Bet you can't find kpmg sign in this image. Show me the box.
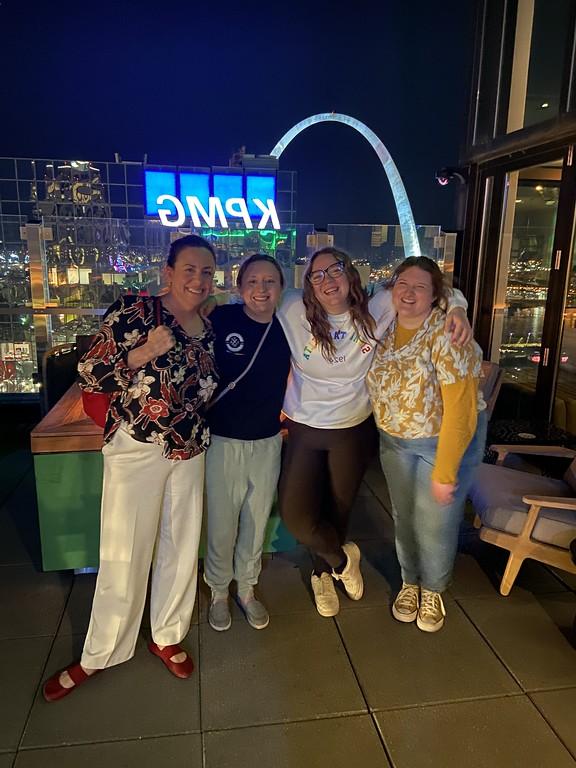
[144,170,280,230]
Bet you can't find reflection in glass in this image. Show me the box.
[491,162,561,396]
[555,233,576,403]
[0,154,459,395]
[0,313,39,394]
[523,0,573,128]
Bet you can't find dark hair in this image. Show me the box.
[389,256,449,310]
[167,235,216,267]
[236,253,285,288]
[302,247,377,360]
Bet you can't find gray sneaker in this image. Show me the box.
[208,592,232,632]
[237,589,270,630]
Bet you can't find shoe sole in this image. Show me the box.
[235,598,270,630]
[246,616,270,630]
[392,606,418,623]
[208,619,232,632]
[209,616,232,632]
[416,616,445,632]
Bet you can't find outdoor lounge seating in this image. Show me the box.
[469,443,576,595]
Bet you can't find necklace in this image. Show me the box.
[328,311,350,328]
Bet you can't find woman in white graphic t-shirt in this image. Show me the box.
[277,247,470,618]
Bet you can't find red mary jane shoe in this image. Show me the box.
[148,641,194,679]
[43,662,98,702]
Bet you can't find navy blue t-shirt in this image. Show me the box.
[208,304,291,440]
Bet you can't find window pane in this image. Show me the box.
[523,0,573,127]
[491,162,561,397]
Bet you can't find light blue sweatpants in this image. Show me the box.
[204,433,282,593]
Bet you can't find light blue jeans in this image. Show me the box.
[204,433,282,594]
[378,411,487,592]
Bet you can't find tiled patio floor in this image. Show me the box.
[1,447,575,767]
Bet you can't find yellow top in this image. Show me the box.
[366,307,485,484]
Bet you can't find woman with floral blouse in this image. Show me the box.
[367,257,487,633]
[43,234,218,701]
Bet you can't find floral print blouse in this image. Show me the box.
[367,306,485,439]
[78,295,218,459]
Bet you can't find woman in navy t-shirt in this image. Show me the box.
[204,254,290,632]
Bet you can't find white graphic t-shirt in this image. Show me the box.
[277,289,395,429]
[277,288,468,430]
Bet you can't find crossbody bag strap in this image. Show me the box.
[208,320,273,409]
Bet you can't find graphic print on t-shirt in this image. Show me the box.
[225,332,245,353]
[209,304,291,440]
[302,328,371,365]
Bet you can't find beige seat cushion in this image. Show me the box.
[470,463,576,549]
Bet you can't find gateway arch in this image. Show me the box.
[270,113,421,258]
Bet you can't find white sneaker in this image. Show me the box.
[311,573,340,617]
[417,589,446,633]
[392,583,420,623]
[332,542,364,600]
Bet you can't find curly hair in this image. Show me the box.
[302,247,377,360]
[388,256,449,311]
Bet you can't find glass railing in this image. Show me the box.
[0,216,455,396]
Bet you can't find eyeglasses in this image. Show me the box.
[307,261,345,285]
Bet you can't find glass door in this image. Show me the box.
[489,159,563,408]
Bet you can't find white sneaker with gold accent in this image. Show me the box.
[417,589,446,632]
[392,583,419,623]
[311,572,340,617]
[332,541,364,601]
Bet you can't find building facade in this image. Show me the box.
[459,0,576,423]
[0,155,455,398]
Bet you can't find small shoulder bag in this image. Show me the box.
[81,297,163,428]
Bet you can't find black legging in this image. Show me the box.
[278,415,378,573]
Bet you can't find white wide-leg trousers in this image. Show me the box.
[81,427,204,670]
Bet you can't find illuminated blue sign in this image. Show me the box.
[247,176,276,217]
[145,171,176,216]
[144,170,278,228]
[213,174,243,205]
[180,172,210,209]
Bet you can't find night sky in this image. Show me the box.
[0,0,476,228]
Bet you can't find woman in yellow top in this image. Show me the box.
[367,257,486,633]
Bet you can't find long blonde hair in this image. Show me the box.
[302,247,377,360]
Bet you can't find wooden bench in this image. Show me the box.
[31,383,104,454]
[31,384,294,571]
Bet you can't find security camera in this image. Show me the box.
[436,168,452,186]
[435,167,469,186]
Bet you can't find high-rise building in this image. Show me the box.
[457,0,576,421]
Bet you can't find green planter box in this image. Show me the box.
[34,451,296,571]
